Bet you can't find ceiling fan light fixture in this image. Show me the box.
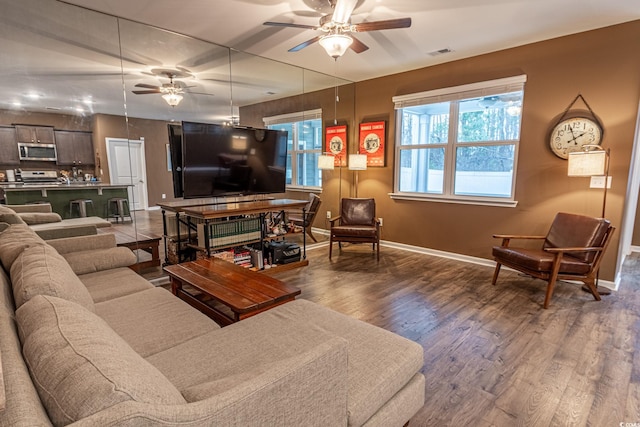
[319,33,353,58]
[162,92,183,107]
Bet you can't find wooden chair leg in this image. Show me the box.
[329,237,333,259]
[543,254,564,309]
[582,278,602,301]
[306,226,318,243]
[492,262,502,285]
[376,240,380,261]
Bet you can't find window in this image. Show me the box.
[264,109,323,190]
[392,75,526,206]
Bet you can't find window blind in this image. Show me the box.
[392,75,527,109]
[263,108,323,126]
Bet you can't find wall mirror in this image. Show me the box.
[0,0,353,268]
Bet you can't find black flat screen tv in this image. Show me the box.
[180,121,288,199]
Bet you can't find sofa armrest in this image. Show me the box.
[61,248,137,275]
[71,337,349,427]
[47,233,117,254]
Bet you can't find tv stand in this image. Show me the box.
[158,198,309,271]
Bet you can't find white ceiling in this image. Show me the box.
[2,0,638,124]
[63,0,640,83]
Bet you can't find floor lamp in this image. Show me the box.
[567,144,611,295]
[348,154,367,198]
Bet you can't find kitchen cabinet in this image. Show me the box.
[0,127,19,165]
[55,130,95,165]
[15,125,55,144]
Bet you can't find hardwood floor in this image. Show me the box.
[123,209,640,426]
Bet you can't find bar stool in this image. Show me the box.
[69,199,95,218]
[107,197,132,223]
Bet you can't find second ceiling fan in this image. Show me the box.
[264,0,411,58]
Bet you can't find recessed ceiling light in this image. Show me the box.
[24,92,42,99]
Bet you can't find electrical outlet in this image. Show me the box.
[590,176,612,189]
[379,217,383,227]
[326,211,331,219]
[161,193,166,199]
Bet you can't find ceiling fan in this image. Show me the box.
[264,0,411,58]
[132,71,188,107]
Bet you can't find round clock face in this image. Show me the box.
[550,117,602,159]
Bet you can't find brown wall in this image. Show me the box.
[92,114,175,207]
[244,20,640,281]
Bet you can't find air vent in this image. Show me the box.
[428,48,453,57]
[45,106,61,111]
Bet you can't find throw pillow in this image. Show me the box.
[11,244,95,312]
[16,295,186,427]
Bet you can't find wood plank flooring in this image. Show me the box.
[121,209,640,426]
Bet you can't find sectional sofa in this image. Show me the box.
[0,208,425,426]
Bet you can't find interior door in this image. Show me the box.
[106,137,148,211]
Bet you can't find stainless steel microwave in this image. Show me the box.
[18,142,57,161]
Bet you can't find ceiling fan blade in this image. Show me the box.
[134,83,160,89]
[289,35,322,52]
[332,0,358,23]
[349,35,369,54]
[263,21,318,30]
[132,90,161,95]
[353,17,412,32]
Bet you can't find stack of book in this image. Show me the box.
[197,217,261,249]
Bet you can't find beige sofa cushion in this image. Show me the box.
[61,247,136,275]
[0,212,25,225]
[95,288,220,358]
[0,223,46,270]
[16,295,186,427]
[79,267,154,303]
[10,245,95,312]
[18,212,62,225]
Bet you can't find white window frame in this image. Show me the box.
[391,75,527,207]
[264,109,323,191]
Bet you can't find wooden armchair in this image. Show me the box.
[287,193,322,242]
[329,198,380,260]
[492,212,615,309]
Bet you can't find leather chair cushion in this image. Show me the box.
[332,225,378,238]
[341,199,375,226]
[492,246,591,275]
[543,212,610,263]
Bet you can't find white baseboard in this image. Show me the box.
[379,239,616,291]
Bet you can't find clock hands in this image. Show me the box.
[567,124,580,146]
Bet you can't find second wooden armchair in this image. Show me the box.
[329,198,380,261]
[492,212,614,309]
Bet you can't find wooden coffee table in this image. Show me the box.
[163,258,301,326]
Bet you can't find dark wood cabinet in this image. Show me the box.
[55,131,94,165]
[0,127,19,165]
[15,125,55,144]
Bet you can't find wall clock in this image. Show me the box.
[549,116,603,159]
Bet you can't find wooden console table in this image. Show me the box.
[158,198,309,268]
[164,258,301,326]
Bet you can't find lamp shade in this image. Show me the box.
[567,150,606,176]
[319,33,353,58]
[348,154,367,171]
[318,154,335,170]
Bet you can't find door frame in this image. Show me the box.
[105,137,148,211]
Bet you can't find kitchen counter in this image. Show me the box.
[2,183,130,219]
